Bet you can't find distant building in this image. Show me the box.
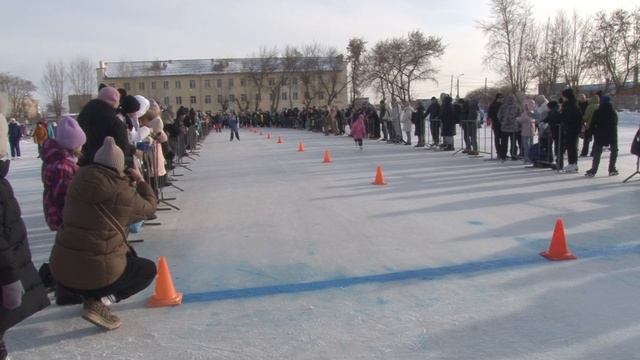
[97,57,348,113]
[68,94,93,114]
[539,81,637,97]
[540,81,640,109]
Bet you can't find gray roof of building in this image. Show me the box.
[103,57,344,79]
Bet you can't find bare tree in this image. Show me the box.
[346,38,367,105]
[0,73,37,119]
[479,0,538,94]
[248,47,278,112]
[588,8,640,94]
[316,48,349,106]
[364,30,444,102]
[298,44,321,109]
[266,46,300,112]
[235,96,251,113]
[365,40,399,101]
[561,11,591,89]
[42,61,66,119]
[68,57,96,95]
[533,16,564,96]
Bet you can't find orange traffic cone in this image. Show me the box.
[298,141,305,152]
[267,133,271,140]
[147,256,183,307]
[540,218,577,261]
[322,150,332,163]
[277,136,283,144]
[372,165,387,185]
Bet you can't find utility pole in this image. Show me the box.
[484,77,488,96]
[456,73,464,99]
[450,75,453,96]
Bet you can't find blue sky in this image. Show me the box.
[1,0,638,103]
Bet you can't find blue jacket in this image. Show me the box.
[228,116,239,130]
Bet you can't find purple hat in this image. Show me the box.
[98,87,120,108]
[56,116,86,150]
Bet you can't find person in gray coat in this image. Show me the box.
[497,94,521,161]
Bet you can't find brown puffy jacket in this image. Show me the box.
[33,125,48,145]
[50,164,156,290]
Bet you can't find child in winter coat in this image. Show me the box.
[42,116,87,231]
[42,116,87,306]
[0,115,50,359]
[351,114,366,150]
[517,99,537,163]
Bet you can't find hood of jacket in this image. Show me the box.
[66,164,128,205]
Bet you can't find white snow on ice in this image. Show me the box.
[4,117,640,359]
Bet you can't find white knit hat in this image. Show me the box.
[94,136,124,174]
[134,95,150,119]
[149,117,163,134]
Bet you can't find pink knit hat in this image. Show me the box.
[56,116,86,150]
[98,87,120,108]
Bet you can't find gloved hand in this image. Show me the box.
[2,280,24,309]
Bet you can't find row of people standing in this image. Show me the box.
[373,96,482,153]
[486,88,618,176]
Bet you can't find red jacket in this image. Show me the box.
[42,140,79,231]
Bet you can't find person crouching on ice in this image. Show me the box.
[50,136,157,330]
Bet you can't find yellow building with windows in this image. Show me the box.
[97,57,348,113]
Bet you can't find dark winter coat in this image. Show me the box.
[590,103,618,147]
[467,100,480,121]
[545,109,562,140]
[0,160,50,332]
[77,99,131,167]
[414,104,426,136]
[440,97,456,137]
[8,122,22,141]
[560,101,583,137]
[487,100,503,131]
[426,102,441,120]
[50,165,157,290]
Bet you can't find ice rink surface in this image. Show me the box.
[5,116,640,359]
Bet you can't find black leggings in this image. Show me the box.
[64,256,156,302]
[230,129,240,141]
[355,139,363,146]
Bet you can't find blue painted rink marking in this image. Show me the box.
[183,243,640,304]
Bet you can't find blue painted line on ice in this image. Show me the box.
[182,243,640,304]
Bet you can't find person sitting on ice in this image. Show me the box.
[49,136,157,330]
